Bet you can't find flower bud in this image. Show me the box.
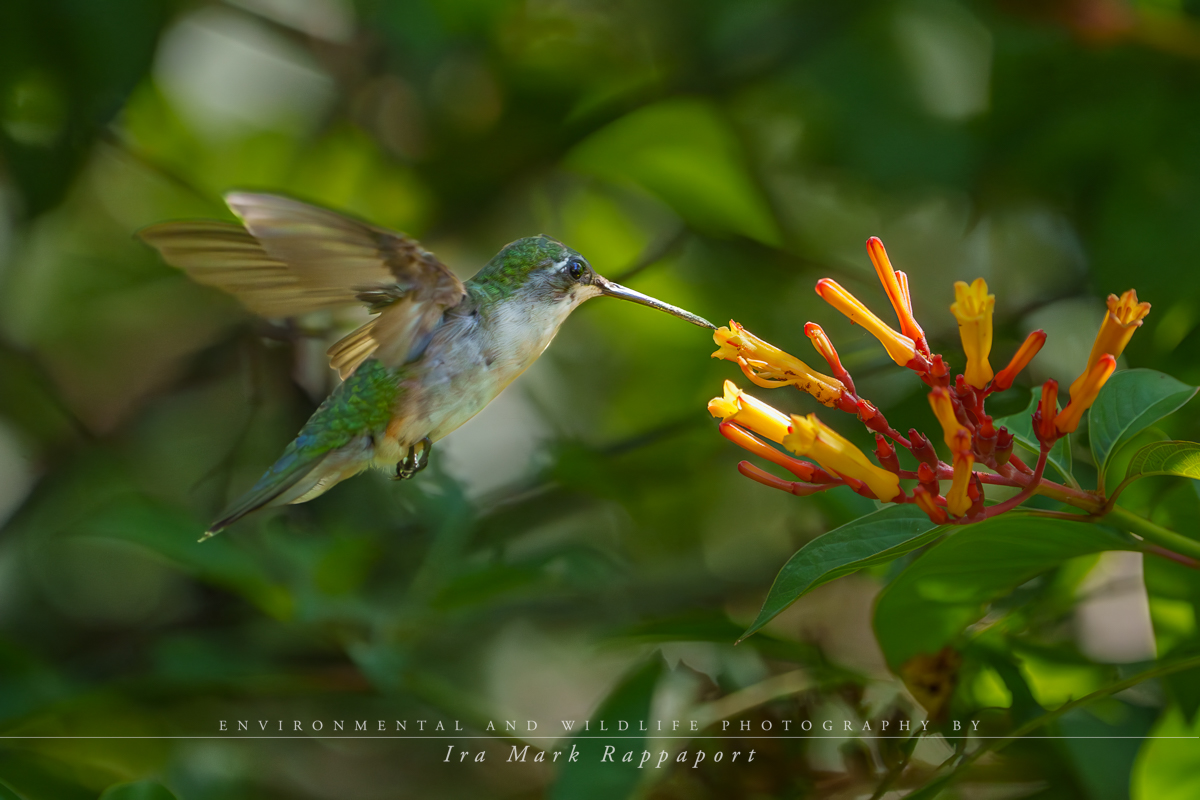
[1035,379,1059,443]
[815,279,920,368]
[866,236,926,346]
[993,330,1046,392]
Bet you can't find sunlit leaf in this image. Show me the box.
[566,98,782,245]
[740,505,944,641]
[874,514,1136,670]
[1131,705,1200,800]
[1123,440,1200,485]
[1090,370,1197,481]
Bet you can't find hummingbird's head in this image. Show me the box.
[474,235,714,329]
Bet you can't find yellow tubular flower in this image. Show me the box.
[707,380,792,443]
[866,237,925,344]
[946,430,974,517]
[784,414,901,501]
[815,279,918,366]
[1070,290,1151,397]
[1056,354,1117,434]
[711,322,846,407]
[950,278,995,390]
[927,387,963,450]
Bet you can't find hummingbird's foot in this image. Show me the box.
[413,437,432,475]
[393,438,433,480]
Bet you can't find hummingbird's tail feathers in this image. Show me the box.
[205,451,335,537]
[206,361,400,536]
[137,221,355,317]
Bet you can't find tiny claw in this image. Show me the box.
[413,437,433,474]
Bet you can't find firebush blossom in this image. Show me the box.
[950,278,995,390]
[708,237,1150,524]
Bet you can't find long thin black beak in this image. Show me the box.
[597,278,715,329]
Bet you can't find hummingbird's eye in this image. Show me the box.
[568,260,585,280]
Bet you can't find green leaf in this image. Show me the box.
[994,390,1072,483]
[81,499,294,620]
[1131,705,1200,800]
[566,98,782,245]
[550,658,662,800]
[874,514,1137,671]
[98,783,178,800]
[740,505,944,642]
[1124,440,1200,484]
[1089,369,1197,481]
[0,780,23,800]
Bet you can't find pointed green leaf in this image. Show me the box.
[994,390,1072,483]
[874,514,1137,671]
[1089,369,1197,480]
[740,505,944,642]
[1124,441,1200,484]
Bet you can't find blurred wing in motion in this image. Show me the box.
[139,193,467,377]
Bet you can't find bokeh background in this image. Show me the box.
[2,0,1200,798]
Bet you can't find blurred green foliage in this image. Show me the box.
[2,0,1200,798]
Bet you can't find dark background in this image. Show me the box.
[1,0,1199,797]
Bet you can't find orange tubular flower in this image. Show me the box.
[718,421,821,482]
[1056,355,1117,434]
[950,278,995,390]
[866,237,926,345]
[804,322,855,394]
[992,330,1047,392]
[1070,290,1150,397]
[945,430,974,517]
[738,462,831,496]
[1037,379,1059,442]
[783,414,901,501]
[927,386,964,450]
[712,322,846,407]
[815,279,919,368]
[708,380,792,443]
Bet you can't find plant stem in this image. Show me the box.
[869,729,924,800]
[1107,505,1200,561]
[983,444,1048,518]
[904,652,1200,799]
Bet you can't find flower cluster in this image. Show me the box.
[708,236,1150,524]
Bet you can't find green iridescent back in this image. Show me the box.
[252,359,400,488]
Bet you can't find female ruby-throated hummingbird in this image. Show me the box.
[141,193,714,537]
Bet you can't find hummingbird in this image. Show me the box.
[140,192,714,538]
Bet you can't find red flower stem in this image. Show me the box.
[983,443,1049,518]
[1143,544,1200,570]
[1009,453,1035,475]
[880,426,913,449]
